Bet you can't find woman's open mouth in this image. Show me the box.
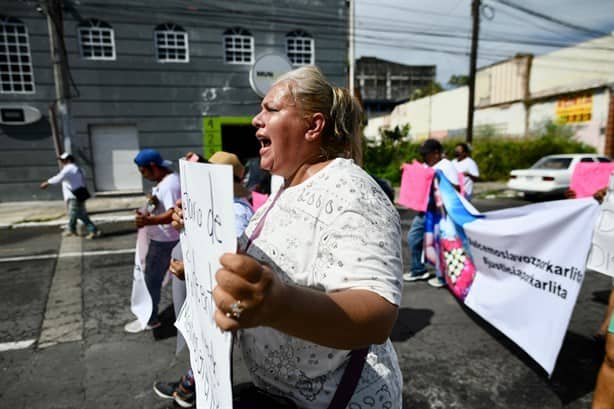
[259,137,271,148]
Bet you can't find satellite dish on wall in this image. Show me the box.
[249,53,294,97]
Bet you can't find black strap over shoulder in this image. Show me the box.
[327,347,369,409]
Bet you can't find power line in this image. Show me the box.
[489,0,610,37]
[66,1,614,54]
[10,1,610,76]
[71,2,614,54]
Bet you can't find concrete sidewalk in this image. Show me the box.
[0,194,145,231]
[0,181,514,231]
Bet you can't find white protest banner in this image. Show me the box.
[587,174,614,278]
[462,198,599,375]
[175,159,236,409]
[130,227,152,328]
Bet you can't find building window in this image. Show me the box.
[223,27,253,64]
[286,30,314,66]
[0,16,35,93]
[78,19,115,60]
[154,23,189,63]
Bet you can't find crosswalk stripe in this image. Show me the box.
[0,339,36,352]
[38,236,84,349]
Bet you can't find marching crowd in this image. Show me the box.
[40,65,614,409]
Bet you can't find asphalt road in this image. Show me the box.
[0,197,611,408]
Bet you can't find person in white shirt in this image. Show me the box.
[40,152,100,239]
[124,149,181,333]
[173,66,403,408]
[452,142,480,200]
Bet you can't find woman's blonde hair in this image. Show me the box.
[274,65,364,165]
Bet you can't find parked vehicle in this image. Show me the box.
[507,154,611,199]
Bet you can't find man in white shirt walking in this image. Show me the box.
[40,152,100,239]
[124,148,181,333]
[452,143,480,201]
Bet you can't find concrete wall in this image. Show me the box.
[476,55,530,107]
[530,89,611,153]
[530,35,614,95]
[475,102,526,136]
[366,85,611,152]
[0,0,348,201]
[384,86,468,140]
[363,115,390,144]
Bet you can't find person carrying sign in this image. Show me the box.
[403,138,460,288]
[124,149,180,334]
[173,66,403,408]
[40,152,100,239]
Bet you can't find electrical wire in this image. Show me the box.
[489,0,610,37]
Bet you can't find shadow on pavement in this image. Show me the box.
[550,331,604,404]
[391,307,434,342]
[592,289,611,305]
[461,304,603,405]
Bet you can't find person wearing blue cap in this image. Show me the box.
[124,149,181,333]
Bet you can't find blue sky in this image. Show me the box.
[355,0,614,86]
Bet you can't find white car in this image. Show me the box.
[507,154,611,198]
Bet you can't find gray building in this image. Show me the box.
[0,0,349,201]
[356,56,435,118]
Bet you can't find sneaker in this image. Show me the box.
[153,381,179,400]
[174,383,195,408]
[123,319,160,333]
[85,230,102,240]
[62,230,77,237]
[427,277,446,288]
[403,272,431,282]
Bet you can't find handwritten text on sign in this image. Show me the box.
[587,174,614,278]
[175,160,236,409]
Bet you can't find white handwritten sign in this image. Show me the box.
[175,160,236,409]
[130,227,152,329]
[587,174,614,278]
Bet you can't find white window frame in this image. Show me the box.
[223,27,254,65]
[154,23,189,63]
[286,30,314,66]
[0,16,35,94]
[78,19,116,61]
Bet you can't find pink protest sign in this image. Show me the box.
[570,162,614,198]
[251,191,269,211]
[398,161,435,211]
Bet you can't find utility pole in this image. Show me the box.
[348,0,355,96]
[44,0,74,155]
[466,0,481,143]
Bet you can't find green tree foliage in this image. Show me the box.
[363,124,417,183]
[448,74,469,88]
[363,120,596,185]
[410,81,443,100]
